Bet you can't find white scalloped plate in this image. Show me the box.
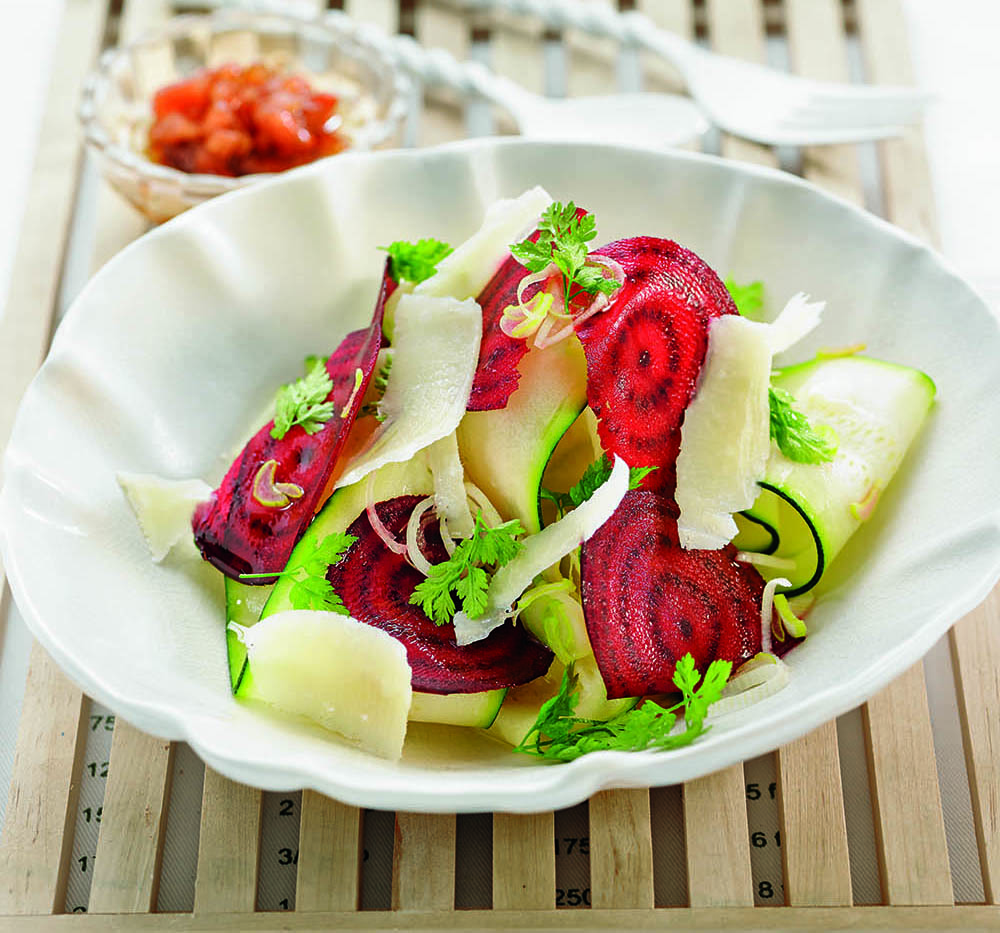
[3,140,1000,813]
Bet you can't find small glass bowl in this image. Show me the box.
[79,10,411,223]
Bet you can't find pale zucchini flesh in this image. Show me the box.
[458,337,588,533]
[737,355,935,595]
[226,578,273,698]
[409,689,507,729]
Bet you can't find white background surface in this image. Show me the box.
[0,0,997,910]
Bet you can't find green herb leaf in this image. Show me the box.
[380,238,453,284]
[303,354,328,375]
[541,455,659,516]
[509,202,620,315]
[769,387,838,464]
[271,362,336,440]
[514,653,732,762]
[724,277,765,320]
[240,533,356,614]
[409,512,524,625]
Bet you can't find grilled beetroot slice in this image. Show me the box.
[467,208,588,411]
[466,251,535,410]
[575,237,738,494]
[581,490,764,699]
[328,495,553,694]
[192,265,395,580]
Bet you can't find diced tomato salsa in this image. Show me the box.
[148,63,348,177]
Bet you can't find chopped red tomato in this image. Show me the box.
[148,63,347,177]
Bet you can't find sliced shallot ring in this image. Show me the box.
[532,314,557,349]
[464,480,503,528]
[366,472,409,556]
[534,321,574,349]
[759,577,792,655]
[516,263,558,309]
[736,551,797,572]
[534,287,614,350]
[405,495,438,576]
[586,253,626,288]
[439,515,458,556]
[708,654,790,717]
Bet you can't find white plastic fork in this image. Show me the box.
[455,0,929,146]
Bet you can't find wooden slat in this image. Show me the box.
[589,789,654,909]
[7,904,998,931]
[0,0,107,917]
[342,0,397,35]
[391,813,456,910]
[854,0,937,244]
[0,0,106,508]
[565,0,619,98]
[667,4,769,912]
[856,3,986,903]
[682,765,753,907]
[413,2,469,145]
[863,664,953,904]
[849,0,956,906]
[950,594,1000,904]
[485,7,558,910]
[490,4,546,133]
[296,791,363,912]
[87,722,173,913]
[776,721,853,906]
[783,0,944,908]
[784,0,864,207]
[0,645,88,915]
[705,0,773,167]
[636,0,693,95]
[563,14,656,910]
[491,812,554,909]
[192,768,262,914]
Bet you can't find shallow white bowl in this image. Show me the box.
[3,140,999,813]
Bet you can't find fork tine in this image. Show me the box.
[789,98,926,128]
[807,85,931,105]
[771,123,906,144]
[805,95,929,120]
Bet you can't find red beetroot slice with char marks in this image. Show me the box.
[328,495,553,694]
[581,490,764,699]
[575,237,738,495]
[467,207,588,411]
[192,264,395,581]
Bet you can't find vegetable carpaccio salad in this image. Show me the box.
[119,188,936,762]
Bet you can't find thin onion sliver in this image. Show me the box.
[759,577,792,655]
[365,472,408,557]
[405,495,437,576]
[708,654,791,717]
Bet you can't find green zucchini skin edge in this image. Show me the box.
[745,482,826,598]
[735,510,780,557]
[739,354,935,598]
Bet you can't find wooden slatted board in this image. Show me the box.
[1,0,998,930]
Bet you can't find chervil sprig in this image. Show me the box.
[724,277,765,320]
[380,238,453,284]
[240,533,356,614]
[769,387,838,464]
[271,361,335,440]
[541,455,657,516]
[514,654,732,762]
[410,512,524,625]
[509,202,620,315]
